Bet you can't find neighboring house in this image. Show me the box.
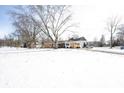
[35,42,42,48]
[58,41,71,48]
[36,36,87,48]
[58,41,67,48]
[42,41,53,48]
[58,37,87,48]
[68,36,87,48]
[58,36,87,48]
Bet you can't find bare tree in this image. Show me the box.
[116,24,124,45]
[99,34,105,47]
[9,6,41,48]
[9,5,75,48]
[3,33,15,47]
[106,16,120,48]
[32,5,75,48]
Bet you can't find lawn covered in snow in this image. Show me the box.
[0,47,124,88]
[91,46,124,54]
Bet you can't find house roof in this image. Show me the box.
[68,36,86,41]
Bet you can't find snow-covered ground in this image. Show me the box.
[91,47,124,54]
[0,47,124,88]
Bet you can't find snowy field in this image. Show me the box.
[91,47,124,54]
[0,47,124,88]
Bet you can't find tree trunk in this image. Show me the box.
[54,38,58,49]
[54,41,58,49]
[110,31,113,49]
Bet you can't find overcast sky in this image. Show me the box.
[1,0,124,41]
[71,4,124,41]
